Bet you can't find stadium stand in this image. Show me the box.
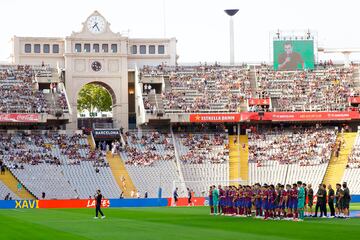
[2,63,360,200]
[0,181,18,200]
[120,130,181,197]
[343,131,360,194]
[174,133,229,196]
[0,132,121,199]
[248,127,337,191]
[142,66,251,113]
[0,64,70,115]
[0,65,48,113]
[255,66,356,112]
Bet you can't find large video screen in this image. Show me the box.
[273,40,314,71]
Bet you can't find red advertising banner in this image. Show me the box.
[240,112,259,121]
[248,98,270,106]
[0,113,40,123]
[189,113,241,123]
[38,199,110,209]
[263,111,360,121]
[348,97,360,104]
[167,197,206,207]
[189,111,360,123]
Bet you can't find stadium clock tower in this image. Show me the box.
[10,11,177,130]
[64,11,129,131]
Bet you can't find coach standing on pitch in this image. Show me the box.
[94,189,106,219]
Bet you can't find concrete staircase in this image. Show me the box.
[148,93,164,111]
[106,152,137,198]
[164,76,172,92]
[323,132,357,187]
[0,169,35,199]
[249,67,257,97]
[228,135,249,183]
[86,135,136,197]
[352,66,360,87]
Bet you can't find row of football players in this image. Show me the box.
[209,182,351,221]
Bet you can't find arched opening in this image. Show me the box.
[77,81,116,132]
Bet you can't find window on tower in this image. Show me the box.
[149,45,155,54]
[140,45,146,54]
[75,43,81,53]
[24,44,32,53]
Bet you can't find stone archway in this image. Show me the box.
[75,81,117,130]
[67,78,127,131]
[82,81,117,107]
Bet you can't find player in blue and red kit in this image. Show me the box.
[291,183,299,220]
[279,185,288,218]
[268,185,277,219]
[262,185,270,220]
[254,183,262,217]
[291,183,298,220]
[286,184,293,219]
[218,186,225,215]
[209,186,214,215]
[245,186,253,217]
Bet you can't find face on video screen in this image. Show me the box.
[273,40,314,71]
[284,43,293,55]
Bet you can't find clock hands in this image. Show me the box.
[92,22,100,31]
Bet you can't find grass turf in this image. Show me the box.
[0,205,359,240]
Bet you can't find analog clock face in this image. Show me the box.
[91,61,102,72]
[87,15,106,34]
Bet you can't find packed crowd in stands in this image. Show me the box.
[347,144,360,169]
[248,126,336,166]
[255,65,358,112]
[121,131,175,166]
[177,133,229,164]
[141,63,360,113]
[56,92,69,112]
[161,67,251,112]
[0,133,108,168]
[0,65,49,113]
[140,62,224,77]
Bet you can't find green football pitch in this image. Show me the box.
[1,205,360,240]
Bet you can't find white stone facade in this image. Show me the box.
[10,11,177,130]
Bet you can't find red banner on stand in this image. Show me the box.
[348,97,360,104]
[189,113,241,123]
[263,111,360,121]
[189,111,360,123]
[248,98,270,105]
[0,114,40,123]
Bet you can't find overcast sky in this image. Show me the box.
[1,0,360,64]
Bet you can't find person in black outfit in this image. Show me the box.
[173,188,178,206]
[314,184,327,217]
[187,188,193,206]
[335,183,341,217]
[342,182,351,218]
[307,184,314,216]
[94,189,106,219]
[322,184,328,217]
[327,185,335,217]
[0,164,5,175]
